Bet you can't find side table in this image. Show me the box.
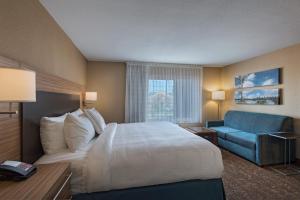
[185,127,218,146]
[268,132,300,176]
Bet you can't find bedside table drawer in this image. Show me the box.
[54,172,72,200]
[48,166,72,200]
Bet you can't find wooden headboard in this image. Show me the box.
[0,55,84,163]
[22,91,80,163]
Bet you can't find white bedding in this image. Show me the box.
[86,122,224,193]
[36,122,224,194]
[35,138,96,194]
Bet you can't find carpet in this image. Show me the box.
[222,150,300,200]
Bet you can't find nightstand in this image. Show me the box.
[186,127,218,145]
[0,162,72,200]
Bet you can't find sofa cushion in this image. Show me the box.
[224,111,293,134]
[210,126,240,139]
[226,131,256,150]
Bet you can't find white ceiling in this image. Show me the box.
[40,0,300,65]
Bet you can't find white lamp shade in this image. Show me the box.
[85,92,97,101]
[212,91,225,100]
[0,67,36,102]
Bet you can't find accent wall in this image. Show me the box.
[222,43,300,158]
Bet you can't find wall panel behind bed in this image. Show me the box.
[22,91,80,163]
[0,55,84,162]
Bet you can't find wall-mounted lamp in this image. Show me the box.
[84,92,97,106]
[212,90,225,120]
[0,67,36,115]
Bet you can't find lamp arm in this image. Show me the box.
[0,102,18,115]
[0,111,18,115]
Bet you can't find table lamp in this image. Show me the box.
[84,92,97,107]
[0,67,36,115]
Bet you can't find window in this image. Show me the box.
[146,80,174,121]
[125,62,202,123]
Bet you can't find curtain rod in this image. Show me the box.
[126,61,203,69]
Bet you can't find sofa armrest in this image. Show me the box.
[256,133,296,166]
[206,120,224,128]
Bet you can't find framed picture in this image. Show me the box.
[235,68,281,88]
[234,90,243,103]
[234,76,242,88]
[235,89,281,105]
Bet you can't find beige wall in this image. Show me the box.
[0,0,87,85]
[86,61,126,123]
[86,61,222,124]
[221,43,300,158]
[202,67,222,123]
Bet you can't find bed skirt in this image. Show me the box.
[73,179,226,200]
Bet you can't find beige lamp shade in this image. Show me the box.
[212,90,225,101]
[85,92,97,101]
[0,67,36,102]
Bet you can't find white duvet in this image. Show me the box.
[86,122,224,193]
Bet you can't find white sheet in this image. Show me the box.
[36,122,224,194]
[86,122,224,193]
[35,137,97,194]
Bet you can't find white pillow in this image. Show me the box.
[71,108,83,116]
[40,113,68,154]
[84,108,106,134]
[64,113,95,152]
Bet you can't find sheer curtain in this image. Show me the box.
[125,62,202,123]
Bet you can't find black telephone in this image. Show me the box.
[0,160,37,181]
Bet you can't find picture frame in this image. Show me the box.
[234,88,281,105]
[234,68,281,88]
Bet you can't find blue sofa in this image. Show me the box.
[206,110,295,166]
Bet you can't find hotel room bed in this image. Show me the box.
[36,122,224,199]
[24,91,225,200]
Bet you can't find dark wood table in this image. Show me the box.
[186,127,218,145]
[0,162,72,200]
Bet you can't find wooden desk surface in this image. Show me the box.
[0,162,70,200]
